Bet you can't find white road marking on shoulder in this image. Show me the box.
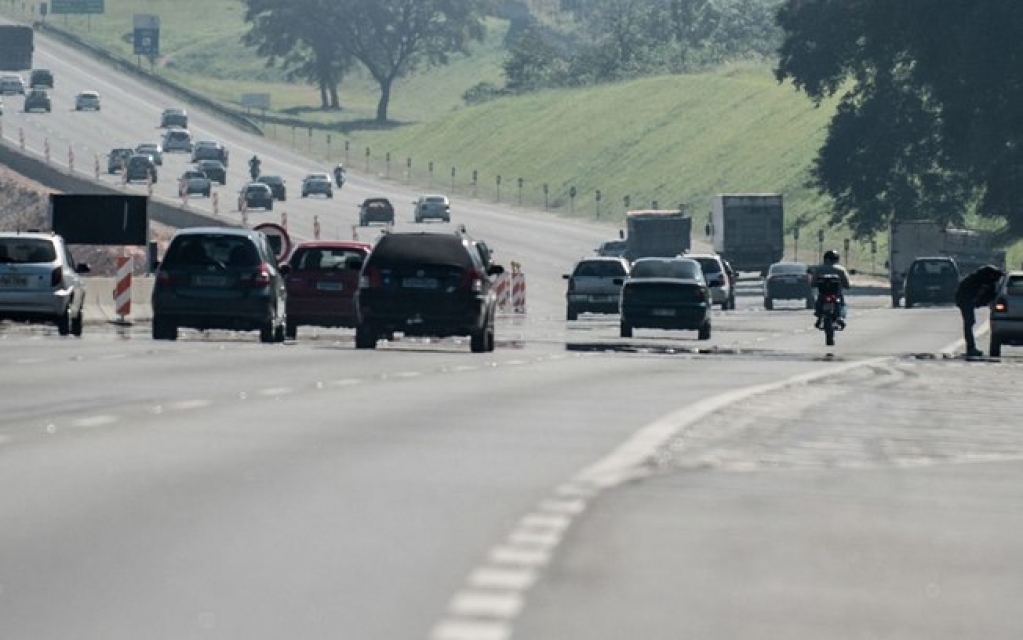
[168,399,212,411]
[258,387,293,397]
[327,378,362,387]
[488,546,551,568]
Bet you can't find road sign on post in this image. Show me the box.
[133,14,159,57]
[53,0,104,14]
[253,222,291,263]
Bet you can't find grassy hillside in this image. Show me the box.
[10,2,1018,269]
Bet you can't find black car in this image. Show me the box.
[256,174,287,201]
[764,261,814,309]
[903,256,960,308]
[124,154,157,183]
[152,227,287,343]
[29,68,53,89]
[239,182,274,211]
[354,231,504,352]
[107,147,134,174]
[191,140,229,166]
[619,257,712,339]
[358,197,395,226]
[23,88,51,113]
[196,159,227,185]
[160,108,188,128]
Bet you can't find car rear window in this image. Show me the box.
[693,257,723,274]
[292,247,367,271]
[368,234,474,269]
[770,263,807,275]
[1005,276,1023,296]
[911,260,957,277]
[573,260,626,277]
[163,235,261,268]
[0,238,57,264]
[425,197,446,204]
[631,259,700,280]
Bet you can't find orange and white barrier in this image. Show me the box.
[313,215,321,240]
[495,262,526,314]
[212,192,220,215]
[281,211,288,229]
[44,138,50,163]
[146,174,154,196]
[18,127,24,151]
[94,154,100,179]
[511,270,527,313]
[68,147,75,173]
[113,256,132,320]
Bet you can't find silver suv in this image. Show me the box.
[0,231,90,335]
[687,253,734,310]
[563,256,630,321]
[989,271,1023,357]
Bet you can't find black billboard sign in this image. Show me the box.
[50,195,149,246]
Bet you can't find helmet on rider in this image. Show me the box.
[823,250,840,265]
[249,155,260,165]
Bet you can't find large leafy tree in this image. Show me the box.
[775,0,1023,238]
[242,0,350,109]
[337,0,491,123]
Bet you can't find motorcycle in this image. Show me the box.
[248,159,261,181]
[816,274,845,346]
[333,167,346,188]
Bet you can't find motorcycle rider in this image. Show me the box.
[333,163,346,188]
[955,264,1004,357]
[812,249,851,329]
[248,154,261,180]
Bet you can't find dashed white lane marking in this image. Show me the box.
[487,546,551,568]
[168,399,212,411]
[327,378,362,388]
[258,387,294,397]
[432,356,893,639]
[449,591,524,618]
[13,358,44,365]
[451,365,479,373]
[394,371,423,379]
[430,619,510,640]
[468,568,537,591]
[71,415,119,428]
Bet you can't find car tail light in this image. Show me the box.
[50,267,63,288]
[360,266,382,289]
[461,269,484,293]
[993,298,1008,313]
[250,263,272,289]
[155,270,174,287]
[696,287,708,302]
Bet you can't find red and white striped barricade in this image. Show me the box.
[113,256,133,321]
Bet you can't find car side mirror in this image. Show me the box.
[849,268,858,276]
[347,259,365,271]
[613,278,624,286]
[562,274,570,279]
[76,263,91,274]
[488,264,505,276]
[279,264,292,276]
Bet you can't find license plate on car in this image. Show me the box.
[316,281,343,292]
[194,275,228,287]
[651,308,675,317]
[402,277,438,289]
[0,275,28,287]
[822,302,835,312]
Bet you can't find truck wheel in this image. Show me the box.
[764,297,773,310]
[620,321,632,338]
[904,297,914,309]
[990,336,1002,358]
[891,294,900,308]
[566,306,578,321]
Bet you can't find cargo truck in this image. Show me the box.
[0,25,34,71]
[888,219,1006,307]
[708,193,784,274]
[624,209,692,261]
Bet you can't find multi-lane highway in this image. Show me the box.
[2,27,1021,640]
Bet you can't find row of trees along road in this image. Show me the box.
[776,0,1023,242]
[242,0,490,123]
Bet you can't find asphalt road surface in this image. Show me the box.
[1,25,1021,640]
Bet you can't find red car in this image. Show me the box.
[284,241,371,339]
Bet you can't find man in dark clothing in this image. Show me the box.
[955,264,1005,357]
